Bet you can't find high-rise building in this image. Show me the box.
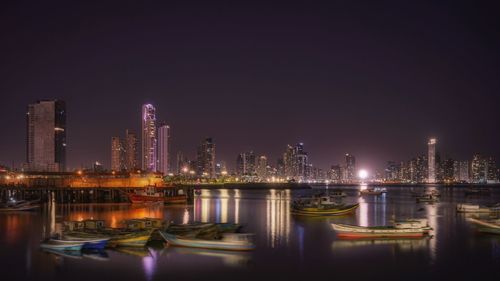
[329,165,341,183]
[486,157,497,183]
[443,158,455,182]
[256,155,268,180]
[457,161,469,182]
[158,123,170,175]
[236,151,256,176]
[427,138,437,183]
[111,137,125,171]
[125,129,138,171]
[283,145,295,179]
[295,143,308,180]
[471,153,487,183]
[196,137,216,178]
[26,100,66,172]
[345,153,356,182]
[385,161,400,181]
[176,151,189,174]
[142,104,157,172]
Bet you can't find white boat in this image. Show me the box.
[468,218,500,234]
[160,231,255,251]
[360,188,387,195]
[331,219,432,239]
[456,203,499,213]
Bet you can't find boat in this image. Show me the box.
[126,186,187,204]
[160,231,255,251]
[456,203,500,213]
[328,189,347,198]
[468,218,500,234]
[292,196,359,216]
[0,199,40,211]
[360,188,387,195]
[416,194,438,203]
[62,237,110,250]
[331,219,432,239]
[40,239,86,251]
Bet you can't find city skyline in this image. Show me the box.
[1,2,499,173]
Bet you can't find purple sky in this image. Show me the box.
[1,1,499,172]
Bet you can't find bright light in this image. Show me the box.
[358,169,368,179]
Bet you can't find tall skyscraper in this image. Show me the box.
[142,104,157,172]
[256,155,268,180]
[458,161,469,182]
[158,123,170,175]
[486,157,497,183]
[329,165,342,183]
[345,153,356,182]
[471,153,486,183]
[295,143,308,180]
[125,129,138,171]
[111,137,123,171]
[428,138,437,183]
[283,145,295,179]
[26,100,66,172]
[236,151,256,176]
[196,137,216,178]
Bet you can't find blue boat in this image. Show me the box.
[79,238,110,250]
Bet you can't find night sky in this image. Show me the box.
[1,1,499,172]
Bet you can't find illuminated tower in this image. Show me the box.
[142,104,157,172]
[427,138,437,183]
[158,123,170,175]
[26,100,66,172]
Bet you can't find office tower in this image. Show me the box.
[457,161,469,182]
[283,145,295,178]
[276,158,285,178]
[176,151,189,174]
[236,151,256,176]
[256,155,268,180]
[471,153,486,183]
[158,123,170,175]
[329,165,341,183]
[443,158,455,182]
[345,153,356,182]
[111,137,124,171]
[196,137,216,177]
[142,104,157,172]
[26,100,66,172]
[295,143,308,180]
[486,157,497,183]
[125,129,138,171]
[427,138,437,183]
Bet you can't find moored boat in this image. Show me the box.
[360,188,387,195]
[331,219,432,239]
[0,199,40,211]
[456,203,500,213]
[160,231,255,251]
[127,186,187,204]
[40,239,86,251]
[292,201,359,216]
[467,218,500,234]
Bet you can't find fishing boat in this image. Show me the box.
[160,231,255,251]
[360,188,387,195]
[468,218,500,234]
[456,203,500,213]
[329,189,347,198]
[127,186,187,204]
[416,194,438,203]
[0,199,40,211]
[292,196,359,216]
[40,239,86,251]
[63,237,110,250]
[331,219,432,239]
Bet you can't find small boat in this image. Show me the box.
[292,196,359,216]
[360,188,387,195]
[160,231,255,251]
[468,218,500,234]
[456,203,500,213]
[64,237,110,250]
[0,199,40,211]
[40,239,85,251]
[329,189,347,198]
[127,186,187,204]
[331,219,432,239]
[416,194,438,203]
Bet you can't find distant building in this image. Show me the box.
[111,137,125,171]
[427,138,437,183]
[283,145,295,179]
[124,129,138,171]
[486,157,498,183]
[345,153,356,182]
[471,154,487,183]
[142,104,157,172]
[158,123,170,175]
[196,137,216,178]
[295,143,308,181]
[329,165,341,183]
[256,155,268,180]
[442,158,455,182]
[236,151,256,176]
[26,100,66,172]
[176,151,189,174]
[456,160,469,182]
[385,161,400,181]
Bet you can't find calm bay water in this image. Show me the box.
[1,186,500,281]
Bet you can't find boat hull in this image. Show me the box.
[160,232,255,251]
[127,194,187,204]
[331,223,429,239]
[292,203,359,216]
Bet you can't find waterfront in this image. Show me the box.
[1,186,500,281]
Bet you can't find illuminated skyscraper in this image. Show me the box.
[236,151,256,176]
[471,153,486,183]
[345,153,356,182]
[26,100,66,172]
[196,137,216,177]
[295,143,308,180]
[427,138,437,183]
[142,104,157,172]
[158,123,170,175]
[111,137,124,171]
[256,155,268,180]
[125,129,138,171]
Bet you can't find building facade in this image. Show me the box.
[26,100,66,172]
[196,137,216,178]
[427,138,437,183]
[141,104,157,172]
[125,129,138,171]
[111,137,125,171]
[158,123,170,175]
[345,153,356,182]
